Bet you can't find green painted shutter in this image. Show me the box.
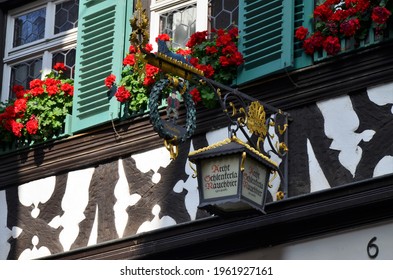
[237,0,294,85]
[293,0,313,69]
[71,0,132,133]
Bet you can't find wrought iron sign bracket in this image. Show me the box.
[130,0,291,199]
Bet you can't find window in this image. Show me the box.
[208,0,238,31]
[159,4,197,49]
[1,0,79,102]
[150,0,238,49]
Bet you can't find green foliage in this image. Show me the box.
[0,66,74,147]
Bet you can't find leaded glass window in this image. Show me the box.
[13,8,46,47]
[2,0,79,102]
[208,0,239,30]
[10,58,43,99]
[55,0,79,34]
[159,4,196,49]
[52,48,76,78]
[155,0,238,51]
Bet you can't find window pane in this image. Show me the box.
[209,0,239,30]
[54,0,79,34]
[52,48,76,78]
[13,8,46,47]
[10,58,43,99]
[159,4,196,49]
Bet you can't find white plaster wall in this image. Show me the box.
[49,168,95,252]
[317,95,376,178]
[308,83,393,191]
[307,138,330,192]
[18,176,56,219]
[2,82,392,259]
[368,82,393,176]
[114,159,141,238]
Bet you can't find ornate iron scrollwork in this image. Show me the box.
[131,0,291,198]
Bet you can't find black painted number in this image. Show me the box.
[367,237,379,259]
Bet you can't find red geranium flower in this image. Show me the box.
[323,36,341,56]
[331,9,350,22]
[190,88,201,104]
[143,64,160,86]
[189,57,199,67]
[295,26,309,41]
[229,51,245,66]
[222,44,238,55]
[105,74,116,88]
[176,48,192,56]
[206,46,218,55]
[10,120,23,137]
[14,98,27,113]
[26,116,39,135]
[156,33,171,42]
[12,85,24,94]
[196,64,215,78]
[144,43,153,53]
[340,18,360,37]
[123,54,136,66]
[372,6,391,25]
[30,79,44,89]
[216,33,232,47]
[46,85,58,96]
[115,86,131,103]
[186,31,208,48]
[5,105,17,118]
[61,83,74,96]
[30,86,45,96]
[12,85,27,99]
[313,4,333,21]
[53,62,67,72]
[129,45,137,54]
[228,27,239,38]
[44,78,60,87]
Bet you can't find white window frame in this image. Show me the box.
[1,0,78,102]
[149,0,208,50]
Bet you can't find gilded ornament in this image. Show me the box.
[130,0,150,50]
[247,101,268,143]
[276,191,285,201]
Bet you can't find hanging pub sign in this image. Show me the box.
[188,136,278,215]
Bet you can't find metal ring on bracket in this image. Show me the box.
[148,78,196,146]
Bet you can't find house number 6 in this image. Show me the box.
[367,237,379,259]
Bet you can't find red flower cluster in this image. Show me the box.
[296,0,392,56]
[186,31,208,48]
[372,6,392,24]
[123,53,136,66]
[105,43,160,109]
[26,116,39,135]
[156,33,171,42]
[105,74,116,88]
[0,93,27,137]
[54,62,67,72]
[0,63,73,141]
[187,28,243,80]
[189,88,201,104]
[115,85,131,103]
[143,64,160,86]
[105,28,243,111]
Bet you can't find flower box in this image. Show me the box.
[314,24,393,61]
